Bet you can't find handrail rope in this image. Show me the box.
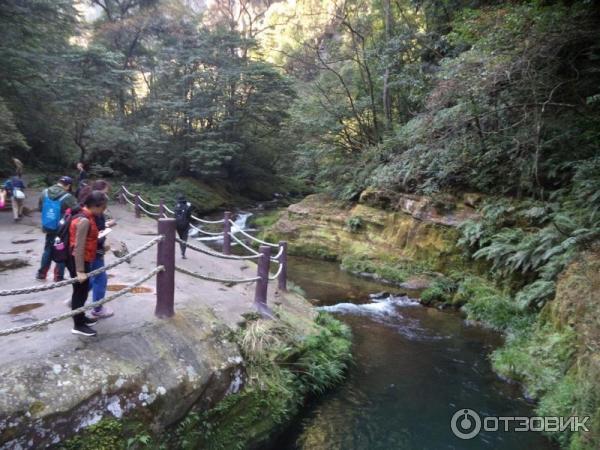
[0,236,163,297]
[0,266,164,337]
[190,223,223,236]
[269,262,283,280]
[271,246,284,260]
[191,214,224,225]
[138,203,160,218]
[138,195,160,208]
[164,205,174,215]
[229,221,278,248]
[121,185,135,197]
[123,195,136,207]
[175,237,261,260]
[229,232,261,256]
[175,265,260,284]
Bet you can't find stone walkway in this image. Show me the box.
[0,186,295,366]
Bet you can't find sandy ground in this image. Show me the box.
[0,185,287,365]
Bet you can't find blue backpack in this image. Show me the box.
[41,189,69,231]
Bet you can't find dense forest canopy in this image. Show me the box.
[0,0,598,201]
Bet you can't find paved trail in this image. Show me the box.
[0,185,293,365]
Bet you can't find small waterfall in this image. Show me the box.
[193,211,253,242]
[233,212,253,231]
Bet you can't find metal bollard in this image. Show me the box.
[254,245,271,309]
[159,198,165,217]
[135,192,141,218]
[223,211,232,255]
[156,218,176,318]
[278,241,288,292]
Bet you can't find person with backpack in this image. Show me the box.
[174,194,193,259]
[3,176,26,221]
[78,180,115,319]
[67,190,108,337]
[37,176,77,281]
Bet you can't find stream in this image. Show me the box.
[206,211,558,450]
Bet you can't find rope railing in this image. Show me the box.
[137,195,160,208]
[123,195,136,207]
[191,214,224,225]
[175,237,261,260]
[190,223,223,236]
[0,236,163,297]
[271,246,284,261]
[0,266,164,337]
[269,262,283,280]
[229,231,261,256]
[175,265,260,284]
[121,185,135,197]
[138,203,160,218]
[229,221,278,248]
[1,184,289,337]
[116,186,289,312]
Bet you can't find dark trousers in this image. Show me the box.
[177,225,189,256]
[39,232,65,280]
[67,260,91,327]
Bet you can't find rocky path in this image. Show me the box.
[0,186,291,366]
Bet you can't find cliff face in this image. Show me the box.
[265,189,479,275]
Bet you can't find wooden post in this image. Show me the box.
[223,211,232,255]
[159,198,165,217]
[118,187,125,205]
[156,218,176,318]
[254,245,271,307]
[135,192,141,218]
[278,241,288,292]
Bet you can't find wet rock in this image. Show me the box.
[0,255,30,271]
[11,237,37,244]
[369,292,391,300]
[399,276,433,290]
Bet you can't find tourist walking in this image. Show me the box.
[78,180,115,319]
[37,176,77,281]
[3,176,26,221]
[75,162,88,199]
[68,190,108,337]
[174,194,193,259]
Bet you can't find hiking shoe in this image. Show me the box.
[54,277,64,282]
[84,317,98,327]
[35,273,46,281]
[90,306,114,319]
[71,324,97,337]
[181,254,187,259]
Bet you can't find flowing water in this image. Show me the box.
[274,256,557,450]
[203,210,556,449]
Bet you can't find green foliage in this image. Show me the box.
[172,312,351,450]
[420,277,458,305]
[345,216,364,233]
[340,254,432,284]
[491,325,576,399]
[250,210,282,229]
[59,417,157,450]
[456,276,533,330]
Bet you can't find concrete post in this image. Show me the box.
[278,241,288,292]
[223,211,232,255]
[135,192,141,218]
[159,198,165,217]
[156,218,176,318]
[254,245,271,306]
